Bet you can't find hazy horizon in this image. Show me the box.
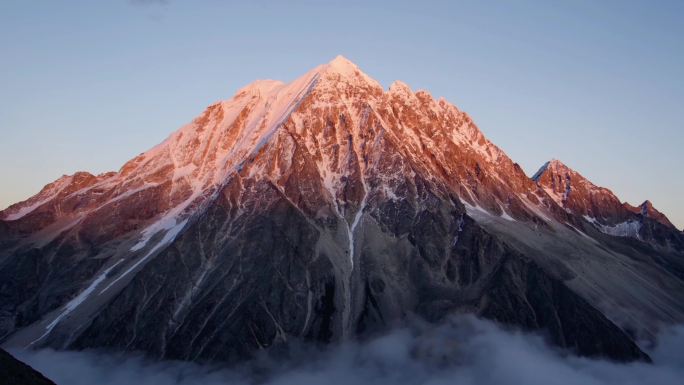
[1,0,682,228]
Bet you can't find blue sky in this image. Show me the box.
[1,0,682,228]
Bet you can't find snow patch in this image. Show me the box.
[584,215,642,239]
[131,213,185,252]
[100,218,188,294]
[583,215,598,224]
[498,204,516,221]
[598,220,642,238]
[542,186,564,207]
[462,200,490,215]
[29,259,124,346]
[348,199,366,270]
[3,199,50,221]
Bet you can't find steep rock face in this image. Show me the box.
[1,56,682,363]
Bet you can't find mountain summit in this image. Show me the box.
[532,158,636,225]
[1,57,683,363]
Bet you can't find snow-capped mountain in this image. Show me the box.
[1,56,683,363]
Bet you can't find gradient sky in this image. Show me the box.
[1,0,682,229]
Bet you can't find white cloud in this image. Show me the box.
[10,316,684,385]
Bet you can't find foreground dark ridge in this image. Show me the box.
[1,56,683,363]
[0,348,56,385]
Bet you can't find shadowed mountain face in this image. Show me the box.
[0,348,56,385]
[1,57,683,363]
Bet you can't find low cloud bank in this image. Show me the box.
[11,316,684,385]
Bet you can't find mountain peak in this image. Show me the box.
[314,55,382,90]
[531,158,576,181]
[531,159,552,181]
[641,200,653,211]
[628,199,675,228]
[531,161,550,181]
[532,158,627,223]
[327,55,358,72]
[389,80,413,95]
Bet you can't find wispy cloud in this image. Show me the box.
[10,316,684,385]
[129,0,170,6]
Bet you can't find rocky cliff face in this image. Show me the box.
[1,56,683,363]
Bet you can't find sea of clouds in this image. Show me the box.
[10,316,684,385]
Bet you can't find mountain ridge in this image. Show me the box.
[531,158,678,236]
